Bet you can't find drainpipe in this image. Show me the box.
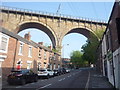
[12,38,18,71]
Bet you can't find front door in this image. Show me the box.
[104,60,108,77]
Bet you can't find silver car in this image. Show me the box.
[38,69,54,78]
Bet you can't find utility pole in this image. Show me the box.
[56,3,61,14]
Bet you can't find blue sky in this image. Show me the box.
[2,2,114,58]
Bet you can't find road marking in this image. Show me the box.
[68,75,71,77]
[58,78,65,81]
[16,86,22,88]
[30,83,35,84]
[36,84,52,90]
[85,71,90,90]
[24,84,29,86]
[58,78,63,81]
[41,84,52,88]
[62,78,65,80]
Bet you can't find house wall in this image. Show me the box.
[113,47,120,89]
[1,35,15,81]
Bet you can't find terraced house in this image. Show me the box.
[0,27,61,82]
[97,1,120,89]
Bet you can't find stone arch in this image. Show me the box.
[60,27,99,47]
[15,21,57,48]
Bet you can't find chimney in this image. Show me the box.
[48,45,52,50]
[38,42,43,46]
[24,32,31,41]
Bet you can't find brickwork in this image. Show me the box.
[0,29,61,82]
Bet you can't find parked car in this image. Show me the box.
[57,67,66,75]
[65,68,71,73]
[7,69,38,85]
[53,69,60,76]
[38,68,54,78]
[61,68,66,74]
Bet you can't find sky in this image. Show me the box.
[1,1,114,58]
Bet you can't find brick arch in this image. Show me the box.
[15,21,57,48]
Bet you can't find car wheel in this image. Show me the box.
[46,74,50,79]
[21,79,26,85]
[34,76,38,82]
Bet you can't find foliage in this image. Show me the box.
[95,29,105,40]
[81,29,105,65]
[52,48,59,53]
[70,50,87,67]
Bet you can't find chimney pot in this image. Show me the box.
[24,32,31,41]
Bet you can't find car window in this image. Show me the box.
[21,70,28,74]
[11,71,21,74]
[47,69,51,71]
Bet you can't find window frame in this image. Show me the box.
[0,33,9,53]
[28,45,32,58]
[18,41,24,56]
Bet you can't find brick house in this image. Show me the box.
[0,27,61,82]
[0,28,39,81]
[96,1,120,89]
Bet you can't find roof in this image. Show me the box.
[1,27,38,48]
[0,27,60,55]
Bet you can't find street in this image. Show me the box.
[2,68,113,90]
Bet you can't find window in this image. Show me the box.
[50,64,52,70]
[49,53,52,60]
[38,48,42,58]
[109,60,113,75]
[27,61,32,69]
[0,33,9,53]
[28,46,32,57]
[44,51,47,60]
[38,62,41,70]
[44,62,46,68]
[54,63,56,69]
[18,42,24,55]
[58,64,60,68]
[54,54,56,60]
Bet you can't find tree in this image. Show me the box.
[70,50,84,67]
[81,29,105,65]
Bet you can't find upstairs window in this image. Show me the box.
[38,48,42,58]
[44,51,47,60]
[0,33,9,53]
[28,46,32,57]
[18,42,24,55]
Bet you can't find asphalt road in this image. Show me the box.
[2,68,113,90]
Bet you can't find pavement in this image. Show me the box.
[88,68,114,89]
